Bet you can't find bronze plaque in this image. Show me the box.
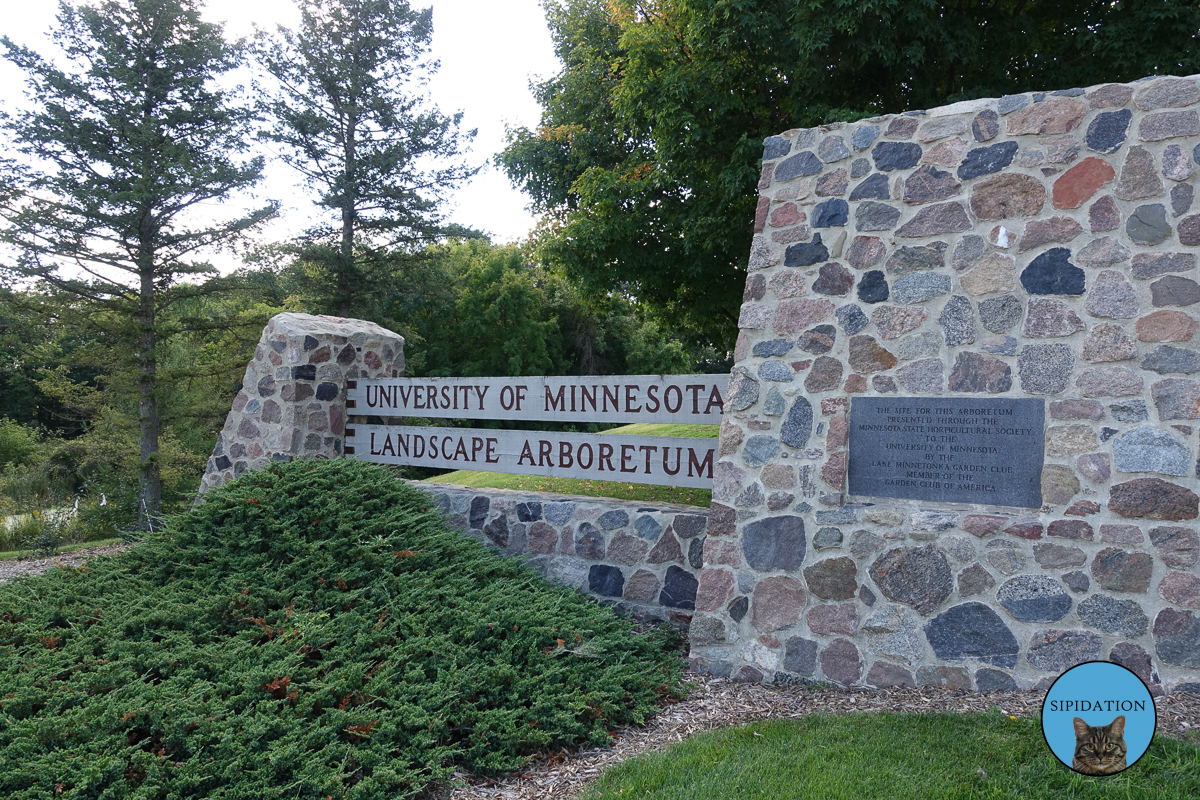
[848,397,1045,508]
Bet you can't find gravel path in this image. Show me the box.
[0,543,133,585]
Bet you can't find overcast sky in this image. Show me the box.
[0,0,561,269]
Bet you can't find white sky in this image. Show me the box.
[0,0,560,270]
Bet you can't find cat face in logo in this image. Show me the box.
[1072,715,1127,775]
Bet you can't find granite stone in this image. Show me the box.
[753,339,794,357]
[847,235,887,268]
[961,254,1016,296]
[986,540,1028,575]
[812,262,855,295]
[659,565,698,609]
[1091,547,1154,593]
[835,304,870,335]
[947,352,1012,393]
[1115,146,1164,200]
[1164,144,1193,181]
[820,639,864,686]
[869,545,953,616]
[1085,109,1132,154]
[952,234,988,270]
[1159,571,1200,609]
[1041,464,1081,505]
[970,173,1047,219]
[1150,526,1199,568]
[783,635,819,676]
[751,576,806,632]
[855,201,902,231]
[1152,276,1200,307]
[1085,270,1139,319]
[804,356,843,392]
[886,242,948,275]
[893,273,952,304]
[857,270,889,303]
[872,141,923,171]
[1153,608,1200,667]
[863,604,924,664]
[1027,629,1103,672]
[871,306,928,340]
[897,330,943,360]
[1081,323,1138,362]
[938,295,977,345]
[1135,77,1200,110]
[813,198,849,228]
[896,202,972,237]
[1131,251,1195,279]
[1076,366,1143,397]
[773,298,835,334]
[958,141,1019,180]
[1018,343,1075,394]
[1139,110,1200,142]
[818,135,851,163]
[1114,427,1191,476]
[924,602,1020,668]
[1034,543,1087,568]
[1075,236,1131,269]
[774,150,824,181]
[850,173,891,201]
[1144,347,1200,375]
[589,565,625,597]
[957,563,996,597]
[1179,214,1200,246]
[851,158,871,178]
[997,575,1072,622]
[1089,194,1121,232]
[799,325,837,354]
[743,516,806,571]
[896,358,945,394]
[979,295,1023,333]
[1023,297,1084,337]
[1172,184,1195,217]
[904,165,962,204]
[784,235,830,267]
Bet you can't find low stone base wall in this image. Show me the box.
[413,482,708,623]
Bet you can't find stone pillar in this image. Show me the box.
[200,312,404,493]
[689,74,1200,692]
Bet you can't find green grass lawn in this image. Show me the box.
[582,712,1200,800]
[423,423,718,506]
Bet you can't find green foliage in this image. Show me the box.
[0,459,682,798]
[0,420,42,470]
[583,712,1200,799]
[255,0,477,317]
[501,0,1200,339]
[0,0,276,524]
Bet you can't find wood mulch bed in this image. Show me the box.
[0,542,132,585]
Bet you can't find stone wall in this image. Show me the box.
[418,482,707,623]
[200,313,405,493]
[692,75,1200,693]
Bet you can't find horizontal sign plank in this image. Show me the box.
[346,425,717,489]
[347,374,727,425]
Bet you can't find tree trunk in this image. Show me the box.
[137,259,161,530]
[337,110,358,317]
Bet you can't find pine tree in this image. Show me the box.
[255,0,477,317]
[0,0,275,528]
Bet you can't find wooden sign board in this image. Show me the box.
[346,425,717,489]
[347,375,727,425]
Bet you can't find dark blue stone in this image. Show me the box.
[269,339,287,353]
[743,516,806,572]
[923,602,1020,668]
[257,376,276,396]
[516,502,542,522]
[857,270,889,303]
[315,382,338,401]
[784,233,828,266]
[589,565,625,597]
[689,538,705,569]
[872,141,922,171]
[1087,109,1132,154]
[1194,143,1200,165]
[1020,248,1086,295]
[957,141,1018,180]
[1172,184,1194,217]
[484,516,508,547]
[753,339,794,357]
[303,335,319,351]
[774,151,823,181]
[728,596,749,622]
[783,636,819,676]
[975,668,1017,692]
[291,365,317,381]
[599,510,630,530]
[659,565,697,609]
[673,514,708,539]
[851,126,881,151]
[813,199,849,228]
[763,135,791,160]
[1100,427,1118,442]
[780,397,813,448]
[836,305,870,334]
[215,455,232,471]
[469,495,490,529]
[849,173,890,201]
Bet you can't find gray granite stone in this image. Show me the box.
[850,172,890,201]
[855,201,902,231]
[1154,608,1200,667]
[781,397,814,448]
[985,539,1027,575]
[851,125,881,151]
[743,516,806,571]
[1018,343,1075,395]
[979,294,1023,333]
[1127,203,1172,245]
[863,605,924,664]
[1085,270,1139,319]
[1144,346,1200,375]
[1113,426,1191,476]
[835,304,870,335]
[938,295,977,346]
[758,361,793,382]
[774,151,823,181]
[1027,629,1102,672]
[896,358,945,394]
[1078,594,1149,637]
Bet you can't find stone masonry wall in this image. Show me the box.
[692,75,1200,693]
[200,313,405,492]
[418,482,707,623]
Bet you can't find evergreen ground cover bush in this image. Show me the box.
[0,459,683,798]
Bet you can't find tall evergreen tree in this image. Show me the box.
[256,0,477,316]
[0,0,275,528]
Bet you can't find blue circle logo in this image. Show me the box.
[1041,661,1156,775]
